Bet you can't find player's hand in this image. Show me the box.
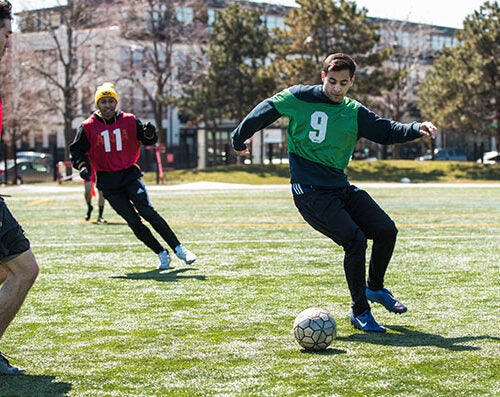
[420,121,437,139]
[144,122,156,139]
[79,165,90,181]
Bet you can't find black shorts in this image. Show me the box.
[292,184,395,246]
[0,199,31,262]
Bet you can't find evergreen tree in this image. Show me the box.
[179,3,274,165]
[419,1,499,150]
[272,0,392,102]
[204,3,275,120]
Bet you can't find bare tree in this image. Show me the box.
[121,0,209,147]
[362,20,439,159]
[17,1,96,160]
[1,37,44,184]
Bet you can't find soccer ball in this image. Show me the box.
[293,307,336,351]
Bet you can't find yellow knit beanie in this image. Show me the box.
[94,82,119,106]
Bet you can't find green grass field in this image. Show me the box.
[0,181,499,396]
[157,161,500,185]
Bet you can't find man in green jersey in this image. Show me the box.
[231,53,437,332]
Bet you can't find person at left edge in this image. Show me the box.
[0,0,40,375]
[70,82,196,270]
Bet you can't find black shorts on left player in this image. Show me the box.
[0,198,31,262]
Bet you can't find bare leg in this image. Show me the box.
[98,190,105,207]
[84,181,92,204]
[97,190,106,222]
[0,250,39,339]
[84,182,93,221]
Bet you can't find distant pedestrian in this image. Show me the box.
[83,170,106,223]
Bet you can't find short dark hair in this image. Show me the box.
[0,0,12,29]
[322,53,357,78]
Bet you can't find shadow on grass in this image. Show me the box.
[111,267,206,282]
[339,325,499,351]
[87,221,126,226]
[300,347,347,355]
[0,375,72,396]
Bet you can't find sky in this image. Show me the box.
[12,0,490,29]
[252,0,489,28]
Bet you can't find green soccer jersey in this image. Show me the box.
[272,88,360,170]
[231,84,422,187]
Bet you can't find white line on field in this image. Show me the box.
[3,181,500,195]
[31,235,499,248]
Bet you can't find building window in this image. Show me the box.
[152,3,167,23]
[208,9,217,26]
[120,47,132,73]
[429,34,455,51]
[265,15,286,31]
[176,6,194,24]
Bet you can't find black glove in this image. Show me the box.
[144,122,156,139]
[79,164,90,181]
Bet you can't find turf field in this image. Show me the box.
[1,182,499,396]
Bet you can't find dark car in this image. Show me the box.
[0,159,53,184]
[16,151,54,173]
[415,148,468,161]
[434,148,468,161]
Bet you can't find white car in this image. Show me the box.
[477,151,499,164]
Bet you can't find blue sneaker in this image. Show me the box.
[350,309,386,332]
[0,352,25,375]
[366,287,407,314]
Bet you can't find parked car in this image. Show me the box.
[415,148,467,161]
[414,152,433,161]
[434,148,467,161]
[16,151,54,173]
[0,159,53,184]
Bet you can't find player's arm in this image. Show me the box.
[357,105,435,144]
[69,126,91,180]
[136,119,158,146]
[231,98,281,154]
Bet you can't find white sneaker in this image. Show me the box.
[175,245,196,265]
[158,250,170,270]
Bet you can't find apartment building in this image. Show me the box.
[5,0,456,168]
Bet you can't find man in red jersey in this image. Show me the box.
[0,0,39,375]
[70,83,195,270]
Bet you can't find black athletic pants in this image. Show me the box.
[103,179,180,254]
[293,184,398,316]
